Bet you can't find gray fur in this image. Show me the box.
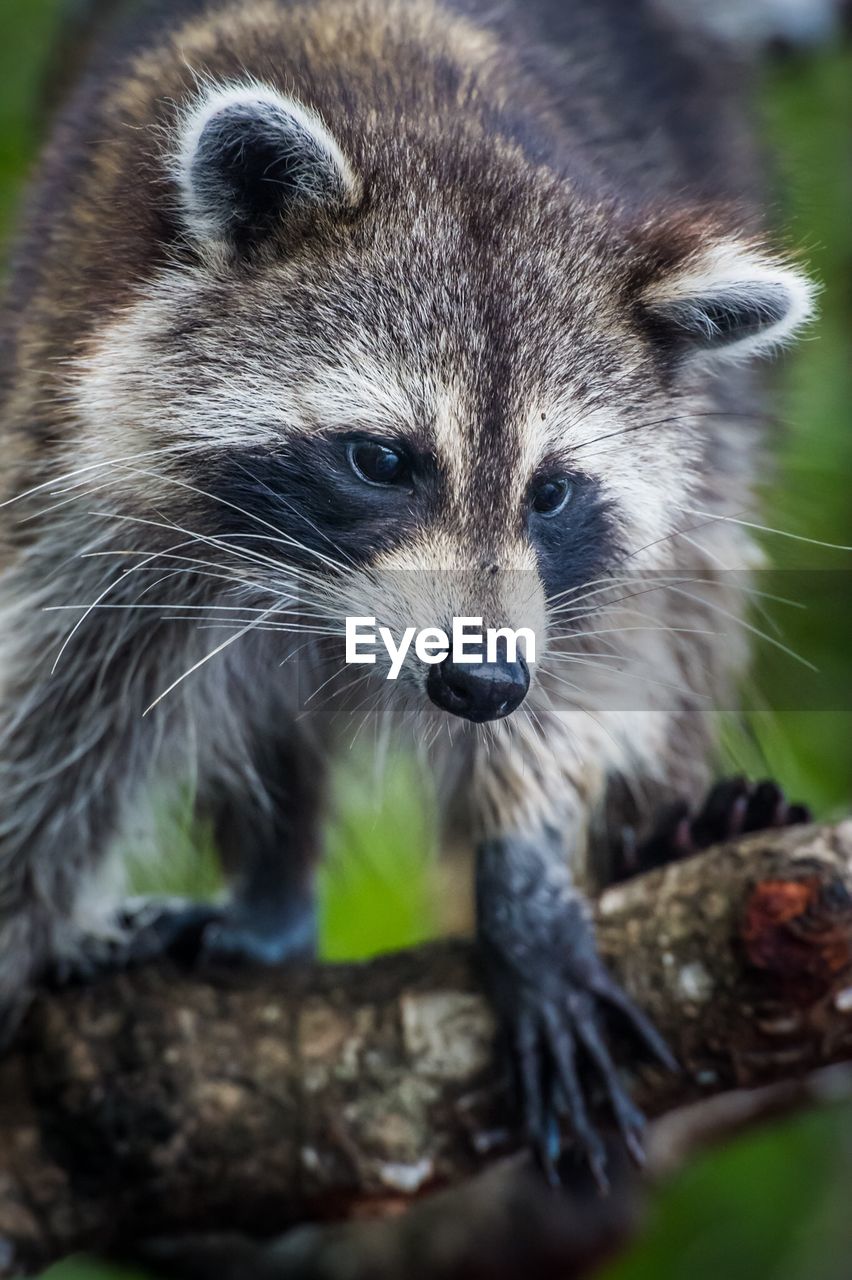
[0,0,814,1052]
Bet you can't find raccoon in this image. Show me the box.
[0,0,815,1178]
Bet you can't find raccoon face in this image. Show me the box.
[75,82,815,724]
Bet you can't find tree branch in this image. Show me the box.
[2,822,852,1276]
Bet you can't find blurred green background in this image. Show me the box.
[1,2,850,1277]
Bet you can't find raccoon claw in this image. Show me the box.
[488,923,675,1187]
[512,980,666,1188]
[514,997,604,1189]
[619,776,812,880]
[45,899,224,986]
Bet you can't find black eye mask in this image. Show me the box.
[197,437,439,573]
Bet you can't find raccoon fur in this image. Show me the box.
[0,0,815,1175]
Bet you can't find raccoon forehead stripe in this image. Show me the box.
[429,379,476,503]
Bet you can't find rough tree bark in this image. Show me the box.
[1,822,852,1277]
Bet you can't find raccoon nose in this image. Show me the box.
[426,642,529,723]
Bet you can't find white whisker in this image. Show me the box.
[142,602,283,716]
[662,583,819,672]
[676,505,852,553]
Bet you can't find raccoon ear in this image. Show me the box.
[175,82,361,246]
[639,241,816,362]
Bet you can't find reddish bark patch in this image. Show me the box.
[742,877,852,1001]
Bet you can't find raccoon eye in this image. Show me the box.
[531,476,572,517]
[348,440,409,487]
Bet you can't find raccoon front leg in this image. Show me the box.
[110,721,327,971]
[0,641,164,1039]
[196,721,326,967]
[472,735,675,1185]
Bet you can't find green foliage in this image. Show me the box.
[0,0,63,241]
[738,48,852,815]
[319,754,438,959]
[606,1103,852,1280]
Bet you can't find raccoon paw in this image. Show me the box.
[46,897,317,985]
[198,905,317,969]
[482,904,676,1187]
[46,898,224,986]
[618,777,812,882]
